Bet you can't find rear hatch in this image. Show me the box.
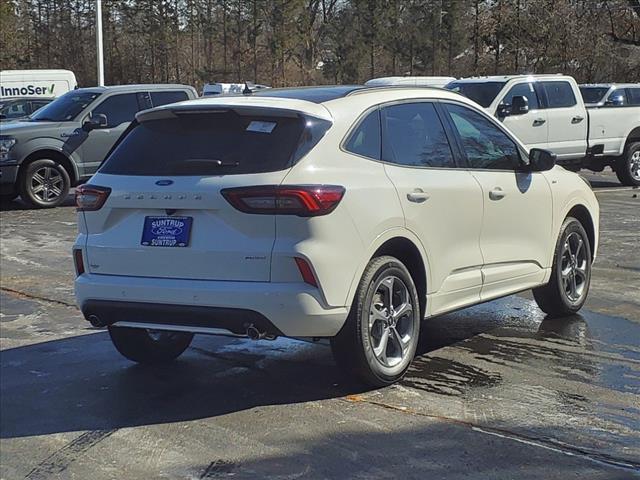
[82,102,331,282]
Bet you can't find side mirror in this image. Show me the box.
[82,113,108,132]
[605,94,624,107]
[527,148,556,172]
[511,95,529,115]
[496,103,511,118]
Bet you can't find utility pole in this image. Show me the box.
[96,0,105,86]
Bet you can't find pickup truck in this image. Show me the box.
[445,75,640,186]
[0,84,197,207]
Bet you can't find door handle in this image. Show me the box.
[533,118,546,126]
[489,187,506,200]
[571,116,584,124]
[407,189,429,203]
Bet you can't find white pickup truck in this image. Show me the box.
[445,75,640,186]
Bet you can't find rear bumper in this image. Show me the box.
[75,273,349,337]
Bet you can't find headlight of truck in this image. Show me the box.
[0,137,17,162]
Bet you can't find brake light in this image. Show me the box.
[221,185,345,216]
[294,257,318,287]
[76,184,111,211]
[73,248,85,276]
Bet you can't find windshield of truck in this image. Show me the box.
[100,111,331,176]
[445,81,506,108]
[30,91,101,122]
[579,87,610,104]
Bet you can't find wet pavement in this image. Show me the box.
[1,170,639,479]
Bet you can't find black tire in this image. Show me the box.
[614,142,640,187]
[108,326,193,364]
[533,217,592,317]
[331,256,421,387]
[18,158,70,208]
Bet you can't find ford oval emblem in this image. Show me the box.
[155,179,174,186]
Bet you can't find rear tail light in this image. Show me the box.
[73,248,85,276]
[221,185,345,216]
[294,257,318,287]
[76,184,111,211]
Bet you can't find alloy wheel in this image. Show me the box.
[560,232,588,303]
[368,275,415,368]
[29,166,64,203]
[630,150,640,182]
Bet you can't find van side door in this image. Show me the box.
[540,80,587,161]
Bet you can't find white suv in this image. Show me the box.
[74,86,599,386]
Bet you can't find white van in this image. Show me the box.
[365,76,457,88]
[0,70,77,98]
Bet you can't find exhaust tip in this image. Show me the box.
[246,325,262,341]
[87,314,104,328]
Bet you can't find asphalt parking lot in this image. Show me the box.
[1,170,638,480]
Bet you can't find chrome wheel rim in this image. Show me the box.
[560,232,588,303]
[30,166,64,203]
[368,275,415,368]
[630,151,640,181]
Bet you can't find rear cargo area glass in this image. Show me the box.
[100,111,306,176]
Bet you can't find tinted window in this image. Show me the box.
[542,81,577,108]
[606,89,626,106]
[150,90,189,107]
[445,81,506,108]
[345,109,381,159]
[0,100,28,118]
[381,102,454,168]
[30,90,100,122]
[91,93,140,128]
[579,87,609,104]
[446,104,520,170]
[503,82,539,110]
[31,100,51,112]
[101,112,329,176]
[627,88,640,106]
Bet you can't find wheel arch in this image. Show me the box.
[19,149,78,186]
[566,204,596,263]
[625,127,640,150]
[346,230,430,319]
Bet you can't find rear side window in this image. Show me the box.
[542,81,577,108]
[151,91,189,107]
[627,88,640,106]
[100,111,330,176]
[344,109,381,160]
[381,102,455,168]
[503,82,539,110]
[91,93,140,127]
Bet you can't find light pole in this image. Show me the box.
[96,0,104,86]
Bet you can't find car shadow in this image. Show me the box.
[0,298,588,440]
[0,192,75,211]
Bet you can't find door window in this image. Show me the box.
[541,81,577,108]
[503,82,540,110]
[91,93,140,128]
[446,104,520,170]
[625,88,640,106]
[381,102,455,168]
[344,109,381,160]
[150,91,189,107]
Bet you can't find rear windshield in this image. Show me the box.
[579,87,609,104]
[445,81,506,108]
[100,110,330,176]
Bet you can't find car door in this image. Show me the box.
[379,101,485,315]
[540,80,587,161]
[443,102,553,301]
[79,92,141,176]
[498,81,548,150]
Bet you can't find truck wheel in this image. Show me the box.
[108,326,193,364]
[330,256,421,387]
[615,142,640,187]
[19,159,71,208]
[533,217,592,317]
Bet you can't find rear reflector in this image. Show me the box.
[76,184,111,211]
[73,249,85,276]
[294,257,318,287]
[221,185,345,216]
